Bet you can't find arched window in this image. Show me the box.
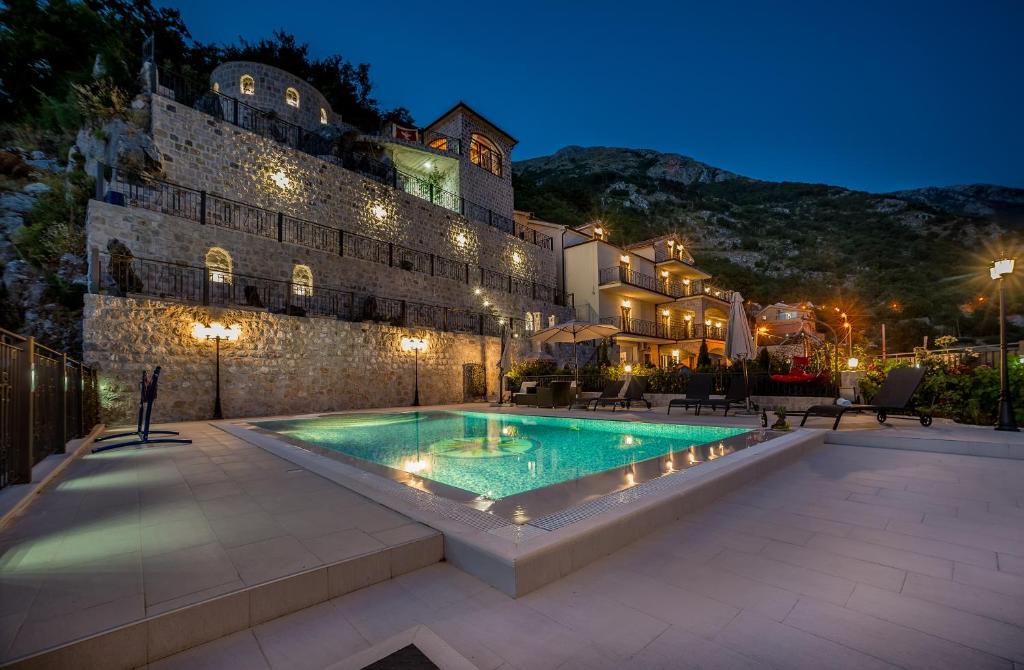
[285,87,300,108]
[469,133,502,177]
[239,74,255,96]
[291,264,313,296]
[319,107,328,125]
[205,247,232,284]
[212,81,220,93]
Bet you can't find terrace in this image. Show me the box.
[2,405,1023,669]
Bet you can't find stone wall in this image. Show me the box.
[210,61,340,130]
[86,200,567,321]
[429,110,516,221]
[149,97,556,288]
[84,294,515,424]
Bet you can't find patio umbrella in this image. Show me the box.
[530,321,620,386]
[725,292,756,411]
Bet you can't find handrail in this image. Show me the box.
[97,253,524,339]
[598,315,726,341]
[154,68,553,251]
[99,167,570,308]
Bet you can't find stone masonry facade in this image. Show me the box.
[146,97,558,298]
[85,294,512,424]
[209,61,341,130]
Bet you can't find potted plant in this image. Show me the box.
[771,405,790,431]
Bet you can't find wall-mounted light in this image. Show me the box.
[455,232,468,247]
[473,287,482,295]
[621,299,631,308]
[662,309,670,316]
[661,270,669,278]
[672,349,680,357]
[271,171,291,189]
[512,251,523,265]
[371,203,387,220]
[620,255,630,264]
[682,278,691,285]
[684,314,693,322]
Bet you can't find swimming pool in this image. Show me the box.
[254,411,752,501]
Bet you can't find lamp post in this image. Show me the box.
[401,336,427,406]
[192,322,241,420]
[991,257,1018,432]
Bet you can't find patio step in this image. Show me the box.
[3,532,442,670]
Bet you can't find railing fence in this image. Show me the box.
[0,329,99,490]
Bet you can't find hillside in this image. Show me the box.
[514,146,1024,350]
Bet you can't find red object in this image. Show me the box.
[392,125,420,142]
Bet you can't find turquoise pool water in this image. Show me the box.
[255,411,751,499]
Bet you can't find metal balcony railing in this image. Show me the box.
[599,316,726,341]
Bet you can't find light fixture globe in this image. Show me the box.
[992,257,1015,278]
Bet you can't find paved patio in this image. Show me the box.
[151,440,1024,670]
[0,422,438,663]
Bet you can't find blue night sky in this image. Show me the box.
[160,0,1023,193]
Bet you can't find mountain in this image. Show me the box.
[513,146,1024,350]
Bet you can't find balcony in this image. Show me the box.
[599,267,734,303]
[599,316,726,342]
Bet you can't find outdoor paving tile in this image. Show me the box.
[6,592,145,661]
[208,510,289,549]
[333,578,438,644]
[142,541,241,607]
[146,579,246,617]
[922,511,1024,542]
[761,539,906,591]
[271,506,359,540]
[190,480,244,501]
[28,549,142,620]
[848,491,958,516]
[392,562,492,611]
[519,578,670,661]
[625,625,770,669]
[369,522,437,547]
[905,479,1020,505]
[711,547,857,605]
[846,525,999,569]
[198,493,265,520]
[558,565,738,639]
[343,501,413,534]
[149,629,270,670]
[226,535,322,585]
[139,499,207,528]
[630,555,799,621]
[711,609,899,670]
[846,583,1024,662]
[140,516,217,557]
[668,519,772,554]
[873,486,990,513]
[300,528,386,564]
[999,553,1024,577]
[784,597,1011,670]
[806,532,954,579]
[253,600,369,670]
[684,508,815,545]
[886,519,1024,556]
[789,497,922,529]
[954,563,1024,599]
[0,611,25,662]
[902,572,1024,628]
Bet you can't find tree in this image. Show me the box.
[757,346,771,372]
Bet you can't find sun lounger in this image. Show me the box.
[667,374,713,415]
[800,367,931,430]
[702,375,749,416]
[586,380,629,410]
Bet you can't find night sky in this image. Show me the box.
[159,0,1023,193]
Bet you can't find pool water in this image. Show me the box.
[255,411,751,500]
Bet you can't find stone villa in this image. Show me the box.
[84,59,735,421]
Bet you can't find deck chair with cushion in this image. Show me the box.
[702,375,750,416]
[586,380,629,410]
[800,367,931,430]
[667,374,714,415]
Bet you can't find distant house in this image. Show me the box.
[755,302,817,342]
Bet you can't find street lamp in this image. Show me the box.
[192,322,241,420]
[401,336,428,406]
[990,257,1018,431]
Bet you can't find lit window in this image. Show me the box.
[285,87,300,108]
[320,107,327,124]
[291,264,313,296]
[239,75,255,96]
[205,247,232,284]
[212,81,220,93]
[469,133,502,177]
[429,137,449,152]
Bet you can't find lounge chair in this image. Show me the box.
[585,380,628,410]
[667,374,713,415]
[513,381,539,406]
[702,375,750,416]
[800,367,931,430]
[623,377,652,410]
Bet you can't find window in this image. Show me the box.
[239,75,255,96]
[428,137,449,152]
[291,264,313,296]
[285,87,300,108]
[469,133,502,177]
[524,311,542,332]
[205,247,232,284]
[320,107,328,125]
[212,81,220,93]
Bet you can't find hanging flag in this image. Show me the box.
[392,125,420,142]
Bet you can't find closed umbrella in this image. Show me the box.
[725,292,756,411]
[496,323,513,404]
[530,321,620,386]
